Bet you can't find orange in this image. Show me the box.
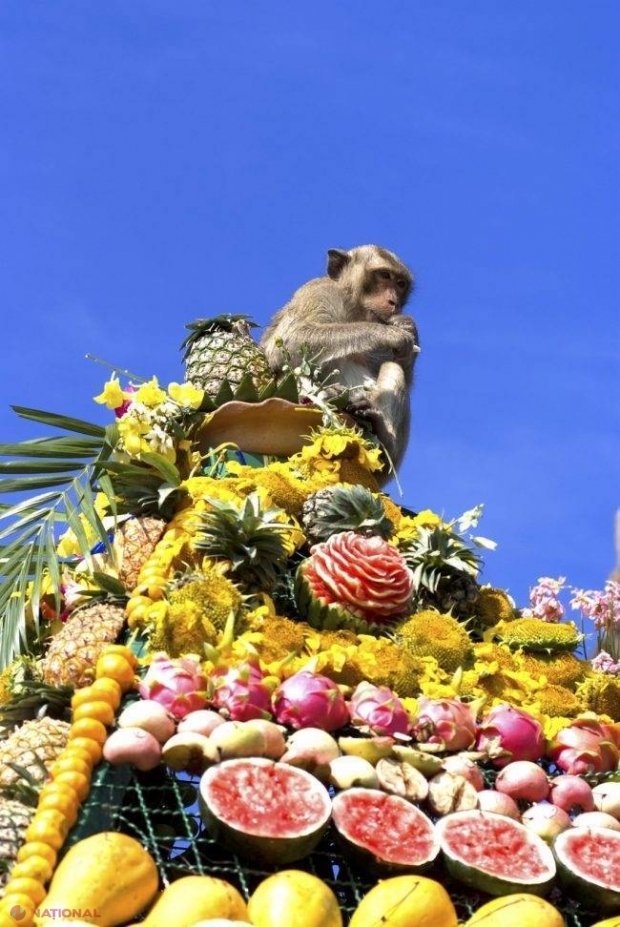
[16,841,57,868]
[23,817,65,851]
[4,877,46,906]
[61,743,99,769]
[9,856,53,884]
[72,699,115,726]
[51,769,90,802]
[37,791,79,828]
[70,685,96,709]
[89,676,123,708]
[68,717,108,745]
[0,894,35,926]
[67,735,103,765]
[101,643,139,668]
[95,653,136,691]
[50,754,91,780]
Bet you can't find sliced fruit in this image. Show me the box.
[553,826,620,912]
[331,787,439,873]
[199,757,331,865]
[436,809,556,897]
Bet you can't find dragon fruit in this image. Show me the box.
[475,703,545,767]
[139,652,208,720]
[348,681,411,737]
[210,661,274,722]
[412,697,477,751]
[547,717,619,775]
[273,670,349,732]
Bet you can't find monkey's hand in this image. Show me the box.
[386,317,418,363]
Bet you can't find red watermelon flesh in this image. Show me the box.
[199,757,332,865]
[554,826,620,911]
[437,809,556,896]
[202,758,329,837]
[332,787,439,869]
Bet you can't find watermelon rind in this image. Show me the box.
[199,757,332,865]
[436,809,556,897]
[331,787,440,873]
[553,826,620,913]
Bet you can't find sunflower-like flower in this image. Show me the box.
[394,609,474,674]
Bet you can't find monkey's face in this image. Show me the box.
[362,267,411,322]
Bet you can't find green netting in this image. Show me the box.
[65,759,610,926]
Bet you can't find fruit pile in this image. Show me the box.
[0,315,619,925]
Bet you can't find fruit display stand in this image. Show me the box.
[0,320,619,926]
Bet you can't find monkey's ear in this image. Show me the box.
[327,248,350,279]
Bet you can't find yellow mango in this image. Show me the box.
[349,875,457,927]
[35,832,158,926]
[465,894,565,927]
[248,871,342,927]
[141,876,249,927]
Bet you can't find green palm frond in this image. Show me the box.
[0,406,116,669]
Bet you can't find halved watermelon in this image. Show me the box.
[199,757,331,865]
[436,809,556,896]
[331,787,439,872]
[553,826,620,912]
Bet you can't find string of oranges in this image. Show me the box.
[0,645,138,927]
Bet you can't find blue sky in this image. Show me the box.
[1,2,618,609]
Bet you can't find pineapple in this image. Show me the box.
[301,484,394,546]
[194,492,291,594]
[114,516,167,591]
[0,716,70,787]
[0,797,35,895]
[401,523,481,622]
[182,315,274,402]
[40,600,126,689]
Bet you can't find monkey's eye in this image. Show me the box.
[396,277,408,290]
[376,269,392,281]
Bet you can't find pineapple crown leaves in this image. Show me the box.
[194,492,291,592]
[303,484,393,543]
[180,314,258,359]
[97,451,185,519]
[402,524,482,594]
[0,406,121,670]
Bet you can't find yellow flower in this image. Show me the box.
[413,509,443,529]
[93,377,130,410]
[392,516,420,546]
[133,377,167,408]
[168,381,204,409]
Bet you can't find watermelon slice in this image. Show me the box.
[553,826,620,913]
[331,787,439,872]
[199,757,331,865]
[436,809,556,896]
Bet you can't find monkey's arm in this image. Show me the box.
[365,360,411,472]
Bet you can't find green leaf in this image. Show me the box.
[0,476,74,493]
[0,492,60,521]
[91,572,127,597]
[0,460,85,475]
[11,406,107,438]
[0,437,104,459]
[139,453,181,486]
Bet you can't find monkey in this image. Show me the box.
[260,245,419,477]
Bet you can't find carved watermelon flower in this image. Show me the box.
[300,531,414,627]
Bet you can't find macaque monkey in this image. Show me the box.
[261,245,419,476]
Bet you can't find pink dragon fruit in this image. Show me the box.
[210,661,273,722]
[475,703,545,767]
[273,670,349,732]
[413,697,477,751]
[139,652,208,720]
[348,681,411,737]
[547,718,619,775]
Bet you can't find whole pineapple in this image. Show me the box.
[194,492,291,594]
[0,716,70,787]
[0,798,35,895]
[401,523,481,622]
[182,315,274,402]
[114,516,167,591]
[40,600,126,689]
[301,484,393,546]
